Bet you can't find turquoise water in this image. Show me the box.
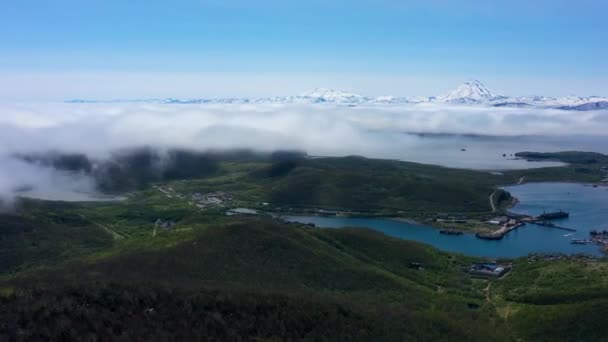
[285,183,608,258]
[503,182,608,237]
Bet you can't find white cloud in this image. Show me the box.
[0,101,607,204]
[2,102,607,152]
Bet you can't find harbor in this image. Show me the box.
[476,210,573,240]
[503,182,608,254]
[285,182,608,258]
[571,230,608,252]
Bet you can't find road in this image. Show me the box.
[489,190,497,212]
[79,214,125,240]
[484,282,493,303]
[489,177,524,212]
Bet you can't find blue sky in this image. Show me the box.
[1,0,607,99]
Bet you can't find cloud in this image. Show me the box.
[0,101,607,205]
[0,156,97,209]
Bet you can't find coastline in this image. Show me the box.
[504,196,520,213]
[280,180,606,239]
[505,180,607,187]
[385,217,421,225]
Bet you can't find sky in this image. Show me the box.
[1,0,607,100]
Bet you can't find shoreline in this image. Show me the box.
[504,196,520,214]
[385,217,421,225]
[503,180,608,188]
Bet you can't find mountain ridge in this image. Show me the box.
[66,81,608,111]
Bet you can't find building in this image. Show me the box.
[469,263,511,277]
[226,208,258,216]
[487,216,509,225]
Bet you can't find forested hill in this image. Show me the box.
[1,218,508,341]
[2,152,608,340]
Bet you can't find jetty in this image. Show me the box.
[589,230,608,252]
[475,210,576,240]
[476,209,574,240]
[476,220,524,240]
[507,210,576,232]
[531,221,577,232]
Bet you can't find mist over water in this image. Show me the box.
[394,134,608,169]
[1,101,608,202]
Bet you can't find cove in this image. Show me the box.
[285,184,608,258]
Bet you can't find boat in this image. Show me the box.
[439,230,463,236]
[537,210,569,220]
[571,239,592,245]
[475,233,503,240]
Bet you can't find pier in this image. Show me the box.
[477,210,575,240]
[530,221,577,232]
[589,231,608,252]
[512,209,576,230]
[476,221,524,240]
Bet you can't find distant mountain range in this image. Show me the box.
[67,80,608,111]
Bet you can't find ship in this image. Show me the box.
[537,210,569,220]
[475,233,503,240]
[439,230,463,236]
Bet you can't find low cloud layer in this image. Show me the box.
[3,102,608,154]
[1,101,607,205]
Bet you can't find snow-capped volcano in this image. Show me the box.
[66,80,608,111]
[299,88,364,103]
[437,80,501,104]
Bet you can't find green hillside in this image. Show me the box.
[1,153,607,341]
[2,216,606,341]
[1,218,509,341]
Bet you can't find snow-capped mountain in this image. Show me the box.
[66,81,608,111]
[434,80,608,109]
[299,88,364,103]
[557,101,608,111]
[437,80,503,104]
[489,95,608,109]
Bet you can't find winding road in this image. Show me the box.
[489,176,526,212]
[489,191,498,212]
[78,214,125,240]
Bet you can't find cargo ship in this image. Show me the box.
[439,230,464,236]
[537,210,569,220]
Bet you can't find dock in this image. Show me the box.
[531,221,577,232]
[476,209,576,241]
[508,210,576,232]
[476,221,524,240]
[589,231,608,251]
